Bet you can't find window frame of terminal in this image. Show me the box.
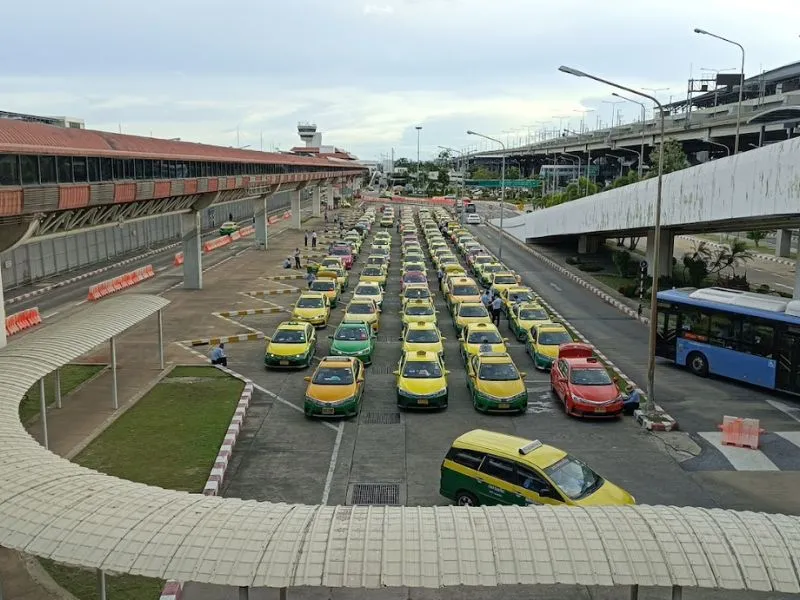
[0,152,356,186]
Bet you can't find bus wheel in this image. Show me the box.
[687,352,709,377]
[455,491,479,507]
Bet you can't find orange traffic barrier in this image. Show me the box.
[718,416,765,450]
[174,252,184,266]
[5,307,42,337]
[283,211,291,220]
[202,236,232,253]
[229,230,241,241]
[268,216,279,224]
[239,225,255,237]
[86,264,156,301]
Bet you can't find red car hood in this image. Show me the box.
[569,383,620,403]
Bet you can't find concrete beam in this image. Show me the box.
[776,229,794,258]
[181,211,203,289]
[191,191,221,212]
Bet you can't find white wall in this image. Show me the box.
[495,136,800,240]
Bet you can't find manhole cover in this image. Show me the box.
[361,411,401,424]
[348,483,401,505]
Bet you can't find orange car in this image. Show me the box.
[303,356,365,417]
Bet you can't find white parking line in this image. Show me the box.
[42,310,60,319]
[321,423,344,505]
[765,398,800,424]
[774,283,794,290]
[549,282,562,292]
[251,381,338,432]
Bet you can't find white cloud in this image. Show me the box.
[362,3,394,15]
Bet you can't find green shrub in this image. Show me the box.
[578,264,603,272]
[618,284,639,298]
[565,256,580,265]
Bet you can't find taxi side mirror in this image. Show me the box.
[441,337,447,340]
[393,369,400,376]
[519,372,528,378]
[328,335,334,340]
[444,370,451,375]
[503,337,509,342]
[304,376,312,382]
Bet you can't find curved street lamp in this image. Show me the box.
[467,130,506,259]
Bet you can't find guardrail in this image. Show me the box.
[5,307,42,337]
[87,265,155,300]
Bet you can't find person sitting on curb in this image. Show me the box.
[283,257,292,269]
[210,343,227,366]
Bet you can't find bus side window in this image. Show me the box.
[741,321,774,358]
[681,309,709,340]
[709,313,740,349]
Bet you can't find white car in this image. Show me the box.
[466,213,482,224]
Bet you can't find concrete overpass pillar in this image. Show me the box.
[181,211,203,289]
[312,186,322,218]
[775,229,794,258]
[577,235,600,255]
[254,195,268,249]
[291,191,302,230]
[326,184,334,209]
[645,230,674,278]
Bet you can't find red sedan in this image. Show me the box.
[329,245,354,269]
[401,271,428,291]
[550,343,625,418]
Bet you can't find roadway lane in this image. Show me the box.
[469,225,800,435]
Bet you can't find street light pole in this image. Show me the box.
[415,125,423,193]
[439,145,467,222]
[694,28,746,154]
[703,138,731,157]
[467,130,506,259]
[612,92,647,178]
[559,65,666,414]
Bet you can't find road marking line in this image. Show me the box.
[698,431,779,471]
[321,423,344,505]
[765,398,800,424]
[775,431,800,448]
[42,310,60,319]
[774,283,794,290]
[549,282,562,292]
[251,382,338,432]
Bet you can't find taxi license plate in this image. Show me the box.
[417,399,429,405]
[280,360,289,366]
[498,403,510,409]
[595,407,606,413]
[322,407,335,415]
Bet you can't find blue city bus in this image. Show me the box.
[655,287,800,394]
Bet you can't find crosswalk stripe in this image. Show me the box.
[698,432,780,471]
[775,431,800,448]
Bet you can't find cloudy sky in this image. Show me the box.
[2,0,798,160]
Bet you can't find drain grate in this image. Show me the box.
[361,411,401,424]
[348,483,401,505]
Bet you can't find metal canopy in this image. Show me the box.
[1,296,799,593]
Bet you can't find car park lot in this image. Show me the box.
[195,204,800,515]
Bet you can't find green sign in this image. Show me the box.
[465,179,542,189]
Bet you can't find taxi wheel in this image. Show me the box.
[455,491,479,507]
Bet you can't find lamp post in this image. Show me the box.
[467,130,506,259]
[694,28,746,154]
[560,151,582,193]
[439,145,467,222]
[703,138,731,157]
[612,92,647,178]
[559,65,666,414]
[613,146,643,173]
[415,125,423,193]
[601,100,624,129]
[574,108,595,134]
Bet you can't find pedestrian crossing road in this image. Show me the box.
[683,431,800,472]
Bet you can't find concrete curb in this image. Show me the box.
[677,234,797,267]
[159,371,254,600]
[183,332,265,347]
[487,223,678,432]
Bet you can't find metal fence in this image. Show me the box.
[1,192,294,291]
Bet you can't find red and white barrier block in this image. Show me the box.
[158,377,254,600]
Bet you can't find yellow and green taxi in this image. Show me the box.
[344,232,363,253]
[352,282,384,308]
[401,283,433,306]
[328,320,376,364]
[317,265,349,291]
[219,221,240,236]
[508,302,551,341]
[526,322,573,370]
[374,231,392,244]
[309,277,340,307]
[490,271,521,296]
[264,321,317,369]
[379,215,394,227]
[459,322,507,359]
[372,239,391,254]
[499,286,537,314]
[291,292,331,327]
[465,352,527,413]
[401,299,437,327]
[440,429,636,507]
[475,262,506,287]
[445,277,482,310]
[438,256,460,271]
[359,265,387,287]
[453,301,491,334]
[401,321,445,355]
[319,256,346,272]
[394,350,449,409]
[303,356,365,417]
[401,260,427,275]
[365,254,389,270]
[343,298,381,332]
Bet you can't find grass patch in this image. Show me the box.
[42,370,244,599]
[20,364,106,424]
[593,273,635,291]
[168,365,230,378]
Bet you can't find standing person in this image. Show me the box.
[437,267,445,286]
[324,211,328,224]
[481,289,491,307]
[229,212,234,222]
[490,294,502,326]
[303,231,309,247]
[294,248,301,269]
[311,231,318,248]
[306,269,316,288]
[210,343,227,366]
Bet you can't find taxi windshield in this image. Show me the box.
[459,305,488,317]
[404,288,430,298]
[356,285,380,295]
[313,367,354,385]
[406,329,439,343]
[484,265,503,273]
[474,256,493,264]
[468,330,502,344]
[330,247,351,255]
[570,368,613,386]
[404,264,424,272]
[272,330,305,343]
[545,456,601,500]
[520,308,549,320]
[368,257,386,264]
[311,281,335,291]
[348,303,375,314]
[335,327,369,341]
[402,361,443,378]
[494,275,517,284]
[403,272,426,282]
[297,297,324,308]
[509,292,534,303]
[453,285,480,296]
[363,268,383,276]
[405,304,433,316]
[478,363,519,381]
[539,331,572,345]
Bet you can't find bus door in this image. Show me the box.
[655,303,678,360]
[776,327,800,394]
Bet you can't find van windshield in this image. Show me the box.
[544,456,601,500]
